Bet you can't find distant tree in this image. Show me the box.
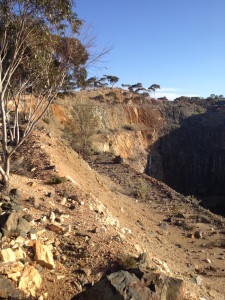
[210,94,216,98]
[148,84,161,97]
[84,77,97,89]
[95,77,108,88]
[121,83,150,102]
[121,84,131,89]
[103,75,119,88]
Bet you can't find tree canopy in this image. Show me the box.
[0,0,89,183]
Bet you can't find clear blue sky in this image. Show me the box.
[76,0,225,100]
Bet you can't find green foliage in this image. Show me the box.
[48,176,67,184]
[187,195,201,205]
[104,75,119,87]
[105,91,119,102]
[117,254,137,269]
[135,179,147,200]
[148,84,161,92]
[93,94,104,102]
[0,0,88,95]
[66,107,99,157]
[81,75,119,90]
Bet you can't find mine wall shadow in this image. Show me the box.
[147,103,225,215]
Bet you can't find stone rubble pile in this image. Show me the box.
[0,190,55,298]
[0,187,206,300]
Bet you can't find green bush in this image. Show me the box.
[117,254,137,269]
[48,176,67,184]
[187,195,201,205]
[64,107,99,158]
[93,94,104,102]
[135,179,147,200]
[105,91,119,102]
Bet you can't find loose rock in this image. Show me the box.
[34,240,55,269]
[19,265,42,297]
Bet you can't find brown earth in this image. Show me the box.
[6,119,225,300]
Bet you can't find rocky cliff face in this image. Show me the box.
[148,100,225,215]
[54,92,225,215]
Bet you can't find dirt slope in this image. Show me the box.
[7,125,225,300]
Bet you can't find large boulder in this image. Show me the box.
[142,271,185,300]
[73,270,185,300]
[0,275,22,299]
[73,270,158,300]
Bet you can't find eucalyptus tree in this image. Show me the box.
[104,75,119,88]
[0,0,88,184]
[148,84,161,97]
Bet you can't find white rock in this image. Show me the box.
[14,248,26,260]
[19,265,42,297]
[8,271,21,282]
[162,262,170,273]
[49,211,55,223]
[15,236,26,244]
[61,197,67,205]
[0,248,16,263]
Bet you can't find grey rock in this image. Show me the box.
[29,228,37,234]
[16,217,31,235]
[0,212,19,237]
[22,214,33,222]
[0,275,22,299]
[142,271,185,300]
[73,270,158,300]
[195,276,203,286]
[159,222,168,231]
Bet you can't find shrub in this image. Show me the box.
[93,94,104,102]
[187,195,201,205]
[64,107,99,158]
[105,91,119,102]
[117,254,137,269]
[123,124,138,131]
[48,176,67,184]
[134,179,147,200]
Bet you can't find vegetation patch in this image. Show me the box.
[117,254,137,269]
[64,107,99,158]
[48,176,67,185]
[123,124,139,131]
[134,179,147,200]
[92,95,104,102]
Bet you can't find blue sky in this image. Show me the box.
[76,0,225,100]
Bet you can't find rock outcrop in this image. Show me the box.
[74,270,185,300]
[148,102,225,215]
